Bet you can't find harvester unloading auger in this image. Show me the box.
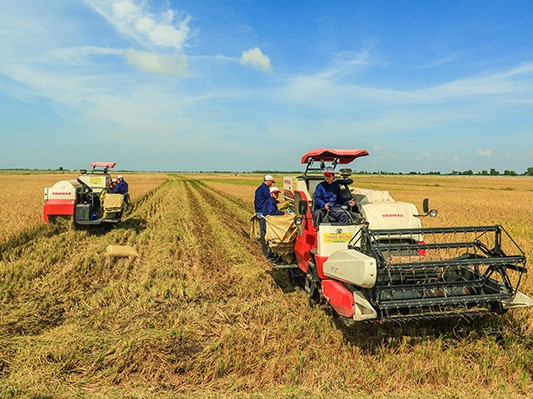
[260,149,532,323]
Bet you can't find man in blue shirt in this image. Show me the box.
[263,186,285,216]
[254,175,275,257]
[254,175,274,218]
[111,175,128,194]
[261,186,286,264]
[313,167,354,223]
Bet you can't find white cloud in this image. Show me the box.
[85,0,192,52]
[477,149,492,158]
[415,50,470,69]
[112,0,139,21]
[416,152,433,160]
[280,53,533,110]
[240,48,271,72]
[415,152,447,162]
[318,50,371,81]
[419,63,533,101]
[135,16,155,32]
[48,46,122,65]
[148,16,191,49]
[124,48,188,75]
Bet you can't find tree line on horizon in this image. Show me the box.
[253,167,533,176]
[1,167,533,176]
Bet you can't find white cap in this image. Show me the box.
[270,186,280,193]
[323,167,335,175]
[264,175,275,182]
[117,175,123,179]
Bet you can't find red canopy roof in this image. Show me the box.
[90,162,116,169]
[301,149,369,164]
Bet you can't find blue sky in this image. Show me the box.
[1,1,532,173]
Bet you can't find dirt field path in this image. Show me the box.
[1,176,532,399]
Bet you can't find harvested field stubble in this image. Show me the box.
[0,174,532,398]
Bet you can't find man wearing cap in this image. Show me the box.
[254,175,275,218]
[261,186,285,264]
[263,186,285,216]
[313,167,355,223]
[254,175,275,257]
[110,175,128,195]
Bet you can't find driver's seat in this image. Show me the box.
[336,178,359,213]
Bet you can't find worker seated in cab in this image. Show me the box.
[313,167,354,224]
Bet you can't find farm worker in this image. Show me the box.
[110,175,128,195]
[263,186,285,216]
[262,186,286,265]
[254,175,275,218]
[313,167,355,223]
[254,175,275,257]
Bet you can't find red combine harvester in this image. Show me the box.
[264,149,533,323]
[43,162,127,226]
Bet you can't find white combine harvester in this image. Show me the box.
[43,162,127,226]
[261,148,533,323]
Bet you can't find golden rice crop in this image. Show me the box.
[202,173,533,258]
[0,173,532,398]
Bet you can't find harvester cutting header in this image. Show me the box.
[43,162,129,226]
[258,148,532,324]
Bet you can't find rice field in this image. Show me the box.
[0,172,168,244]
[200,173,533,263]
[0,172,532,398]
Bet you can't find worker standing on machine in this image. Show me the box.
[254,175,275,257]
[111,175,128,194]
[111,175,130,210]
[263,186,285,216]
[262,186,285,264]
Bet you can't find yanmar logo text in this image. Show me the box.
[52,192,72,195]
[382,213,404,218]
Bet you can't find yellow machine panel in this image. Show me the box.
[317,224,361,257]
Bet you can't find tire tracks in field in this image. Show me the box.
[180,177,267,269]
[0,180,171,337]
[1,176,268,338]
[1,176,289,388]
[180,179,238,295]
